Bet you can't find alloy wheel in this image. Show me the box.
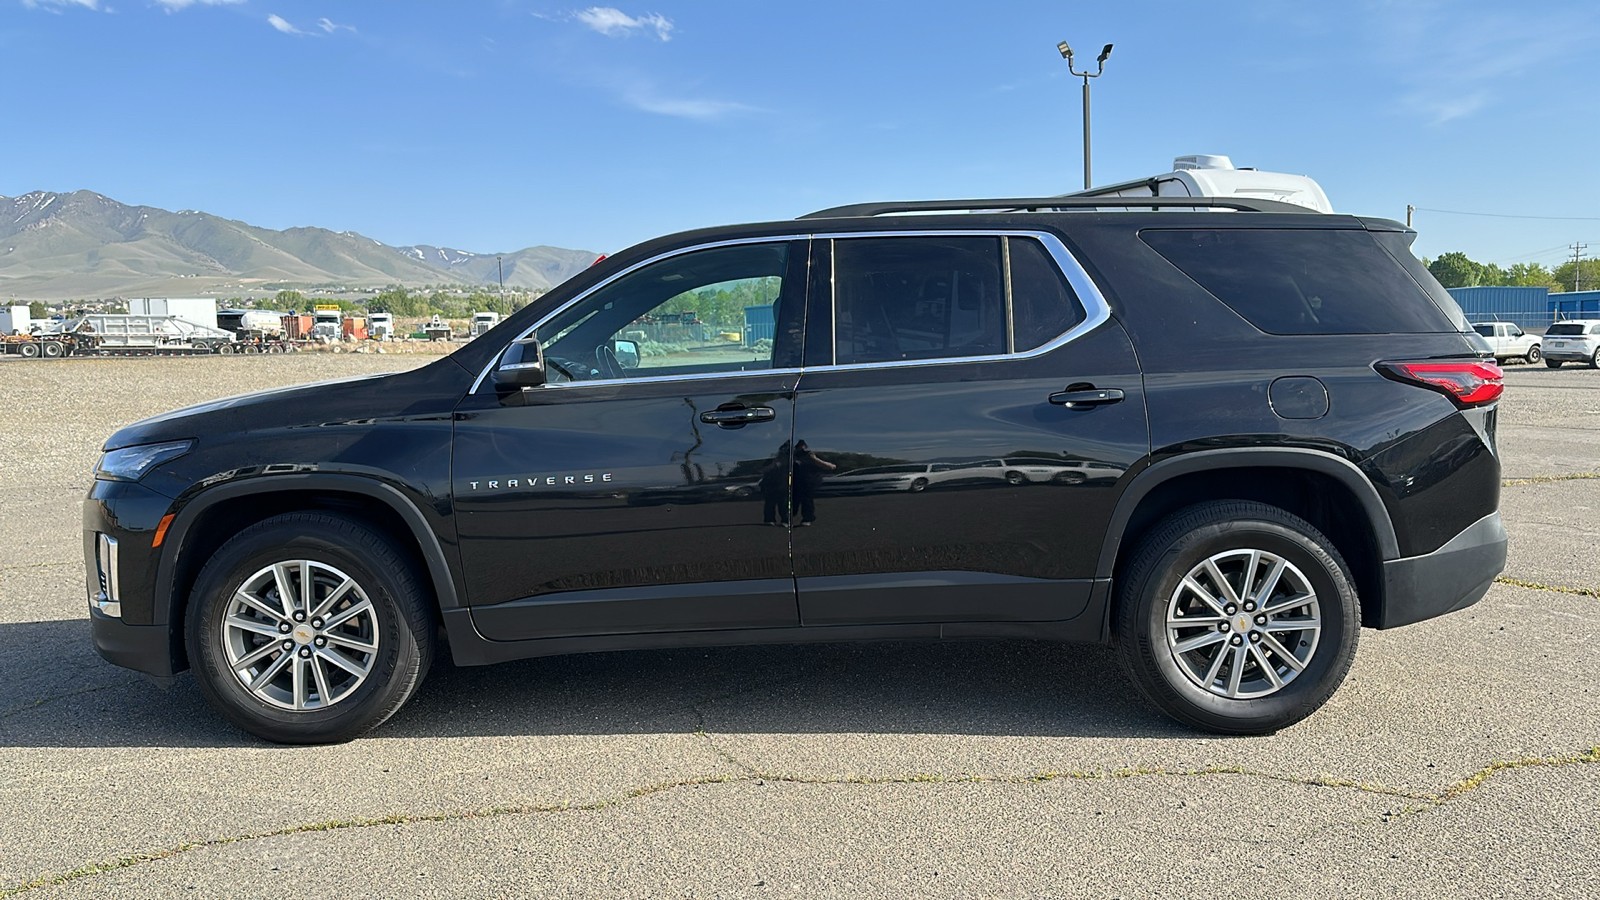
[219,560,380,711]
[1163,549,1321,699]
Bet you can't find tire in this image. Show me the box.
[41,341,63,358]
[1525,345,1541,363]
[17,342,39,359]
[1546,359,1562,369]
[1005,471,1026,486]
[909,477,929,492]
[217,343,235,355]
[1114,500,1359,735]
[186,512,435,744]
[1591,350,1600,370]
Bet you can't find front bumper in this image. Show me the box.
[83,479,182,676]
[89,609,180,677]
[1379,511,1507,629]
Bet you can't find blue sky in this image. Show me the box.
[4,0,1598,269]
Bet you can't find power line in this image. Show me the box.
[1414,207,1600,222]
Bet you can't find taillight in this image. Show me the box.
[1378,360,1504,408]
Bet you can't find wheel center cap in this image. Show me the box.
[1234,614,1254,633]
[291,624,316,645]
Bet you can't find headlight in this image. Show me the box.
[94,440,194,482]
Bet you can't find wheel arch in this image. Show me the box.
[154,475,459,670]
[1099,449,1398,628]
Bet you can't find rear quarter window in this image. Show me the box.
[1140,229,1460,335]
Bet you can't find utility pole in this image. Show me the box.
[496,255,508,315]
[1056,41,1113,190]
[1572,243,1588,292]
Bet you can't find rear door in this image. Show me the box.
[789,231,1148,626]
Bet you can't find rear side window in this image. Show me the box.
[1009,237,1086,352]
[1141,229,1460,335]
[834,236,1006,364]
[831,234,1086,365]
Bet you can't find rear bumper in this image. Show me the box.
[1379,511,1506,629]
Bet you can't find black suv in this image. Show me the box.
[85,197,1508,744]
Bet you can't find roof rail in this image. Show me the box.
[798,196,1313,219]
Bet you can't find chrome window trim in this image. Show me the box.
[470,229,1111,394]
[470,234,813,393]
[813,229,1111,373]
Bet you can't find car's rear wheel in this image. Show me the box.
[1114,501,1359,734]
[186,512,434,744]
[1546,359,1562,368]
[1526,345,1541,363]
[1591,350,1600,370]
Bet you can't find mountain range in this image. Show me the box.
[0,190,600,300]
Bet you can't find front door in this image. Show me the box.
[790,232,1149,626]
[454,238,809,641]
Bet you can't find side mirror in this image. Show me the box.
[612,338,640,369]
[494,336,548,390]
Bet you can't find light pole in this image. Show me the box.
[496,255,507,315]
[1056,40,1113,190]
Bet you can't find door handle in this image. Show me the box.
[700,406,776,426]
[1048,388,1125,409]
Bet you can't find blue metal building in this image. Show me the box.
[1550,290,1600,321]
[1446,287,1551,330]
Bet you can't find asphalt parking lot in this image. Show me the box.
[1,356,1596,898]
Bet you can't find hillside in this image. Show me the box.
[0,191,599,299]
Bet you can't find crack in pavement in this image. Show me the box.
[0,683,120,721]
[1495,576,1600,600]
[0,561,77,574]
[1502,472,1600,487]
[4,746,1595,896]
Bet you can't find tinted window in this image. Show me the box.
[834,236,1005,364]
[1472,325,1495,337]
[1547,323,1586,335]
[1141,229,1460,335]
[542,241,802,378]
[1009,237,1085,352]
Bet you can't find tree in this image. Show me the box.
[1427,252,1481,288]
[28,301,48,319]
[1503,262,1556,289]
[274,289,307,311]
[1551,259,1600,293]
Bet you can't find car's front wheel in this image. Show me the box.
[186,512,434,744]
[1114,501,1359,734]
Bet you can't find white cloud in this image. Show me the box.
[21,0,104,11]
[575,7,673,41]
[154,0,245,10]
[1365,2,1600,125]
[621,85,753,121]
[266,13,306,35]
[317,16,355,34]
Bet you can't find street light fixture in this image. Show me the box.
[1057,40,1113,190]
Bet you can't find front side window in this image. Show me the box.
[539,241,804,381]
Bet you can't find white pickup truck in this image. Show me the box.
[1471,322,1541,364]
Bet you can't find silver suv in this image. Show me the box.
[1542,320,1600,368]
